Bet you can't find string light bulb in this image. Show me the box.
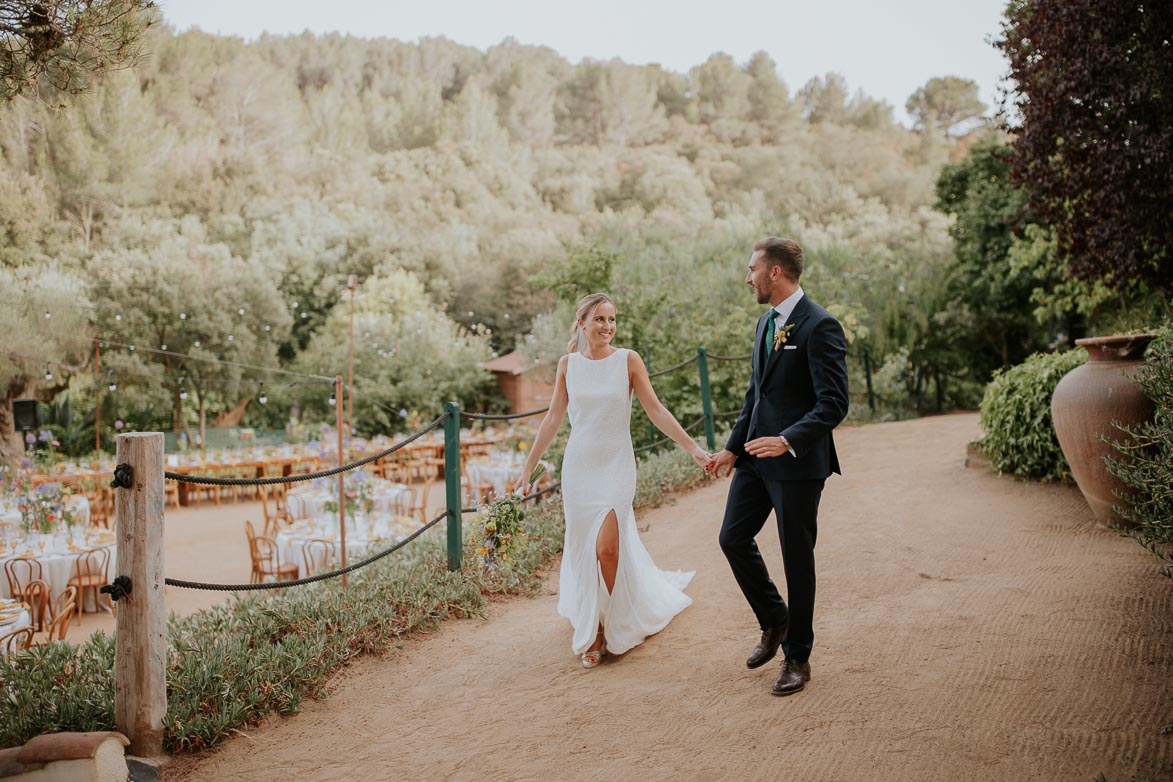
[328,390,337,406]
[179,312,187,320]
[44,310,51,319]
[258,382,267,405]
[44,367,53,381]
[108,380,117,392]
[179,377,188,400]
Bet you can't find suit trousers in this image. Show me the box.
[718,458,824,661]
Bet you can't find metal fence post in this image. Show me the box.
[863,348,876,414]
[697,347,715,451]
[443,401,462,571]
[643,347,655,448]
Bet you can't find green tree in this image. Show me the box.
[933,139,1065,374]
[0,0,155,101]
[995,0,1173,290]
[906,76,986,137]
[294,271,493,434]
[0,263,90,466]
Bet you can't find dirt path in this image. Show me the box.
[169,414,1172,781]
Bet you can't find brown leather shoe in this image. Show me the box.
[746,624,787,669]
[771,657,811,696]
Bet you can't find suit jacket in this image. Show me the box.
[725,295,850,481]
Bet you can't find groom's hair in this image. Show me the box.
[754,237,804,282]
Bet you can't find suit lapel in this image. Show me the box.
[762,296,812,382]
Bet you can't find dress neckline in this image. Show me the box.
[576,348,623,363]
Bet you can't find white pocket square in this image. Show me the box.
[783,345,798,350]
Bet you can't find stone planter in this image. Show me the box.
[1051,334,1156,525]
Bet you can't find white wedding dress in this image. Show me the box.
[558,347,694,655]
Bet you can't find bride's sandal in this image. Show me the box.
[581,641,607,669]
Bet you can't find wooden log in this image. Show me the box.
[113,432,167,758]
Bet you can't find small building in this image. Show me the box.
[481,352,555,414]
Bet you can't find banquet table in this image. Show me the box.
[0,533,117,612]
[275,516,425,575]
[0,495,91,531]
[0,598,31,656]
[285,481,414,520]
[465,460,527,499]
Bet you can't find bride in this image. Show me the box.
[521,293,714,668]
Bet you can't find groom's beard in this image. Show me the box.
[754,284,772,304]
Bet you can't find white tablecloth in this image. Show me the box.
[0,538,117,612]
[0,495,91,530]
[0,599,31,656]
[275,516,425,575]
[466,461,525,499]
[285,482,413,520]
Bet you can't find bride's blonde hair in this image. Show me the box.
[567,293,614,354]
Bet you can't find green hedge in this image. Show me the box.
[978,348,1088,481]
[0,440,712,751]
[1107,327,1173,576]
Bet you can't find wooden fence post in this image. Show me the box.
[113,432,166,758]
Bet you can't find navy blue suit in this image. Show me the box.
[719,295,849,661]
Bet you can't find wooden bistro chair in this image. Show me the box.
[301,539,335,578]
[34,585,77,645]
[67,548,113,625]
[4,557,44,602]
[20,578,52,633]
[251,536,298,584]
[1,627,34,655]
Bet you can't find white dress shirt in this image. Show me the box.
[768,287,804,456]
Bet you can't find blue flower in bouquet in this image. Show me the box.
[38,429,53,443]
[24,433,34,444]
[19,457,32,469]
[37,482,61,497]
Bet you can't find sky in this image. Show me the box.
[158,0,1012,126]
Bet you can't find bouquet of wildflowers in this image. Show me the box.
[472,464,546,568]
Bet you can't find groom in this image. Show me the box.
[708,237,849,697]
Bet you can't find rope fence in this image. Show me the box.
[163,416,444,487]
[164,510,449,591]
[460,407,549,421]
[648,354,699,379]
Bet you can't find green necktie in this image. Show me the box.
[764,311,777,356]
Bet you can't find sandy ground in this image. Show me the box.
[155,413,1169,781]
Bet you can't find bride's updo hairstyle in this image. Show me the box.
[567,293,614,354]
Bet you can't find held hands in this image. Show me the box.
[690,448,715,473]
[706,449,737,478]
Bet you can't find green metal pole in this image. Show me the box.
[643,347,655,448]
[863,348,876,414]
[443,401,462,571]
[697,347,715,451]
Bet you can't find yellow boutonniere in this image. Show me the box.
[773,323,796,351]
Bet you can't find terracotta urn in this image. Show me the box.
[1051,334,1156,525]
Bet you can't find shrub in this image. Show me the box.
[1107,326,1173,575]
[979,348,1088,480]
